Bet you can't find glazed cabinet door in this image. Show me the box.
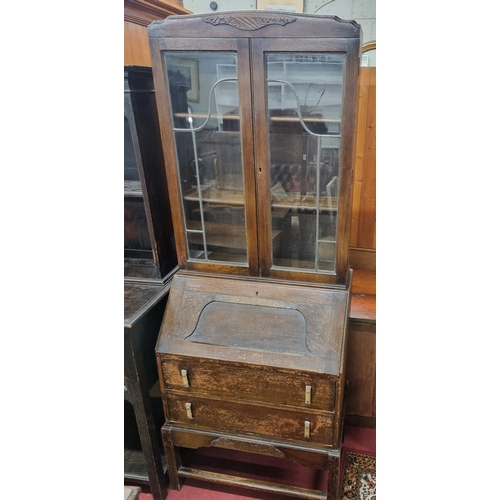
[251,38,360,285]
[124,94,160,280]
[150,38,258,276]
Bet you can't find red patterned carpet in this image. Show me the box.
[340,450,376,500]
[136,425,376,500]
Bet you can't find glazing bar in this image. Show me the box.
[191,129,208,260]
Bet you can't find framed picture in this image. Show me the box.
[168,58,199,102]
[257,0,303,12]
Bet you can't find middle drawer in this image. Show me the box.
[166,393,335,446]
[160,355,336,411]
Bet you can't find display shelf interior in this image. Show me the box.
[124,449,167,484]
[272,196,338,211]
[125,180,143,197]
[273,257,336,272]
[124,382,167,483]
[183,187,245,206]
[124,258,158,280]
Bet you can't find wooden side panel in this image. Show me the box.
[345,321,376,419]
[350,67,376,249]
[352,269,376,295]
[125,21,152,66]
[124,1,192,66]
[349,247,375,271]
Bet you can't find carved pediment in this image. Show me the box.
[202,14,297,31]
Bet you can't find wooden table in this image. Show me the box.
[124,271,176,500]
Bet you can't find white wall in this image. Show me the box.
[182,0,376,44]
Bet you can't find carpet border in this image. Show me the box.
[339,447,376,500]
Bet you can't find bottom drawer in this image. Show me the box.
[166,394,334,446]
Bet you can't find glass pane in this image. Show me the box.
[124,198,152,251]
[124,117,139,182]
[124,117,152,255]
[266,53,344,273]
[165,52,248,265]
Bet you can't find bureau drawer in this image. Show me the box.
[160,355,336,411]
[166,394,334,446]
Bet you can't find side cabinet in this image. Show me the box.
[124,65,178,500]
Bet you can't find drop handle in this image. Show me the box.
[304,420,311,438]
[185,402,193,419]
[181,369,189,387]
[305,385,311,405]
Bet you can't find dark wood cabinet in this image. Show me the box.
[149,11,362,500]
[124,65,177,283]
[124,66,178,500]
[124,283,170,499]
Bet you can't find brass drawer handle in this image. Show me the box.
[305,385,311,405]
[181,369,189,387]
[185,402,193,419]
[304,420,311,438]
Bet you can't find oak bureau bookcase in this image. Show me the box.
[148,11,362,500]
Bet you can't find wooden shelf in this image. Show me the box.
[272,196,338,212]
[184,188,338,212]
[125,180,143,198]
[177,466,327,500]
[124,448,167,483]
[201,251,248,263]
[124,258,158,282]
[187,220,281,251]
[272,258,335,272]
[174,112,340,124]
[184,188,245,207]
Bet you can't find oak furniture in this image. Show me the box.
[348,248,376,427]
[124,65,178,499]
[124,0,192,67]
[149,11,362,500]
[347,39,376,425]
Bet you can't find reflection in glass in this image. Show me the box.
[165,52,248,265]
[124,118,152,254]
[266,53,344,273]
[124,117,139,182]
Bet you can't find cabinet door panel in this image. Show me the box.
[150,38,258,276]
[251,38,360,284]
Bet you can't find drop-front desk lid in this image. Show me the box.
[157,272,351,376]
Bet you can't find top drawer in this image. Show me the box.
[159,355,336,411]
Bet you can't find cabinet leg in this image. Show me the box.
[326,452,341,500]
[163,427,182,490]
[133,400,168,500]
